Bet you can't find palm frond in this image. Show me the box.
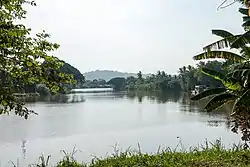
[191,88,227,101]
[193,51,246,62]
[203,30,240,51]
[231,30,250,49]
[204,93,237,112]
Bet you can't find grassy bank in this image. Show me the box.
[28,142,250,167]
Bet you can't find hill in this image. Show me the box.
[83,70,150,81]
[59,61,85,83]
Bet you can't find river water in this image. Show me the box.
[0,90,241,166]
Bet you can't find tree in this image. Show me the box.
[107,77,126,91]
[0,0,73,119]
[191,5,250,142]
[137,71,143,80]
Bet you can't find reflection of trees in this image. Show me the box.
[126,92,136,100]
[24,95,86,104]
[207,120,225,127]
[204,104,250,145]
[126,91,182,103]
[138,95,143,103]
[21,140,27,159]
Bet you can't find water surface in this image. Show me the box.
[0,90,241,166]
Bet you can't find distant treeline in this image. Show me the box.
[22,60,225,95]
[84,60,225,92]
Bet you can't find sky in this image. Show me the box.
[24,0,244,74]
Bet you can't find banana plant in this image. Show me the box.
[191,3,250,142]
[191,29,250,112]
[190,67,247,112]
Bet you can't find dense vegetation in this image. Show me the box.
[191,0,250,143]
[0,0,73,118]
[28,142,250,167]
[104,61,225,92]
[24,60,85,95]
[59,61,85,87]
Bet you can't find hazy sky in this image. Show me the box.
[24,0,244,74]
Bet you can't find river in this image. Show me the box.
[0,90,241,166]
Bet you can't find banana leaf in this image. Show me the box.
[239,8,249,16]
[191,88,227,101]
[232,89,250,115]
[204,93,237,112]
[212,29,234,38]
[231,30,250,49]
[203,30,241,51]
[193,51,246,62]
[232,69,250,78]
[201,68,241,91]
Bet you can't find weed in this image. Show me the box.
[11,140,250,167]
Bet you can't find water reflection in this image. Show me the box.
[0,90,243,166]
[127,91,182,103]
[21,140,27,159]
[124,91,236,132]
[23,94,86,104]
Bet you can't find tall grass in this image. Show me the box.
[11,140,250,167]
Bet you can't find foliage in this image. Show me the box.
[0,0,73,118]
[90,61,226,93]
[191,4,250,143]
[107,77,126,91]
[59,61,85,86]
[123,71,182,92]
[83,79,110,88]
[178,61,225,91]
[27,141,250,167]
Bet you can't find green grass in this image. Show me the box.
[23,141,250,167]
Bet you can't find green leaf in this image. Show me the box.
[193,51,246,62]
[232,69,250,78]
[191,88,227,101]
[212,29,234,38]
[202,30,241,51]
[243,16,250,22]
[232,89,250,115]
[26,61,32,67]
[1,100,7,107]
[242,21,250,28]
[201,68,226,81]
[204,93,237,112]
[201,68,241,91]
[239,8,249,16]
[231,30,250,49]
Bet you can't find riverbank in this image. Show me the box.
[30,143,250,167]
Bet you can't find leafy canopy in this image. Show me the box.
[0,0,73,118]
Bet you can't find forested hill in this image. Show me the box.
[59,61,85,83]
[83,70,150,81]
